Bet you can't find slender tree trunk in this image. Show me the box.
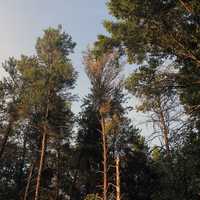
[159,110,170,155]
[178,0,193,13]
[0,121,12,159]
[101,117,108,200]
[35,85,50,200]
[24,164,35,200]
[102,134,107,200]
[115,155,120,200]
[34,125,48,200]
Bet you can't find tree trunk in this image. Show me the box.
[159,110,170,155]
[178,0,193,13]
[115,156,120,200]
[34,125,48,200]
[102,134,107,200]
[34,85,50,200]
[24,164,35,200]
[0,121,12,159]
[101,117,108,200]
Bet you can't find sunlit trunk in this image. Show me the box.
[159,110,170,155]
[178,0,193,13]
[115,155,120,200]
[101,117,108,200]
[34,125,48,200]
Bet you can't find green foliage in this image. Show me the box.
[74,96,102,198]
[1,1,200,199]
[36,27,77,88]
[0,26,77,199]
[151,146,161,161]
[94,2,200,199]
[125,58,177,115]
[98,0,200,65]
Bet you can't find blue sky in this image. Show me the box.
[0,0,154,141]
[0,0,110,111]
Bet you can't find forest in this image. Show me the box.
[0,0,200,199]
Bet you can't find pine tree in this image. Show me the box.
[83,49,123,200]
[16,26,77,200]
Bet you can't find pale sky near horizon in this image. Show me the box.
[0,0,154,142]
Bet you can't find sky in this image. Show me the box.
[0,0,109,101]
[0,0,112,112]
[0,0,154,142]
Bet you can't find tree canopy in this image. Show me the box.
[1,1,200,200]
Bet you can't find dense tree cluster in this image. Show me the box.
[1,1,200,199]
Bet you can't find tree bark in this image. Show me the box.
[101,117,108,200]
[34,125,48,200]
[159,110,170,155]
[24,164,35,200]
[115,156,121,200]
[178,0,193,13]
[34,84,50,200]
